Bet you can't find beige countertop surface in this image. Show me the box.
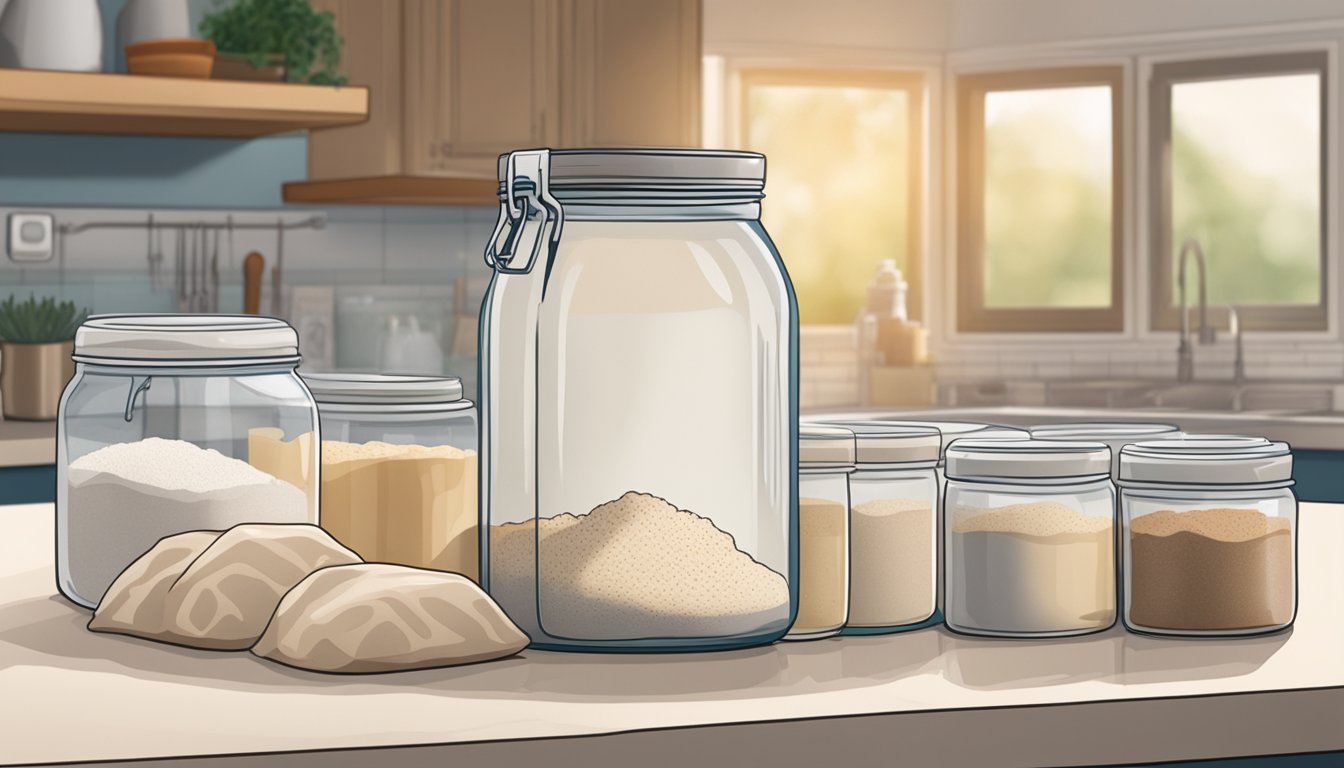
[0,419,54,467]
[1,503,1342,767]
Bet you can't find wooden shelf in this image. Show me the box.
[282,175,498,206]
[0,67,368,138]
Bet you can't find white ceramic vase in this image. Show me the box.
[115,0,191,71]
[0,0,103,72]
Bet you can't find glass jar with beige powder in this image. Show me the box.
[786,426,855,641]
[944,438,1116,638]
[811,421,940,634]
[1119,437,1296,637]
[301,373,479,580]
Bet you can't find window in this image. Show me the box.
[1149,52,1327,331]
[741,70,923,324]
[957,67,1124,332]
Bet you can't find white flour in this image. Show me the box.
[64,437,309,607]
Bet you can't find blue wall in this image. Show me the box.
[0,0,306,210]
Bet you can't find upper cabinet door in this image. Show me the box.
[561,0,701,148]
[403,0,557,176]
[307,0,403,180]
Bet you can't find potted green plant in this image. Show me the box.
[200,0,346,84]
[0,295,87,421]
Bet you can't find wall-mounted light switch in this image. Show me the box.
[7,212,54,262]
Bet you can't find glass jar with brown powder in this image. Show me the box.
[944,438,1116,638]
[301,373,479,580]
[1119,437,1296,637]
[785,426,856,641]
[811,420,940,634]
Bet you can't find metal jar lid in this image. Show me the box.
[74,314,299,366]
[799,425,857,471]
[301,372,466,406]
[1118,436,1293,486]
[810,421,940,466]
[497,148,766,198]
[946,438,1111,482]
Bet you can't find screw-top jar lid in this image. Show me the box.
[811,421,940,466]
[73,314,299,366]
[799,425,857,470]
[1030,422,1181,440]
[301,372,465,405]
[877,420,1028,455]
[946,438,1111,482]
[498,148,766,198]
[1118,436,1293,486]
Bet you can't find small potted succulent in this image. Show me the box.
[0,295,87,421]
[200,0,346,84]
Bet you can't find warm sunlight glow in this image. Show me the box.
[747,81,912,324]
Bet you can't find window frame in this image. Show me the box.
[955,66,1126,333]
[1148,51,1330,333]
[738,68,926,322]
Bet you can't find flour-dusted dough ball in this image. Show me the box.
[253,563,530,673]
[90,524,362,650]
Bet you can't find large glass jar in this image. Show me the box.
[301,373,479,580]
[813,421,940,634]
[57,315,318,609]
[1119,437,1296,637]
[480,148,796,651]
[786,426,854,641]
[944,438,1116,637]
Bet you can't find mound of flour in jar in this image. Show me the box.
[490,491,790,640]
[66,437,309,607]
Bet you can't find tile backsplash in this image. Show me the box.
[0,204,498,395]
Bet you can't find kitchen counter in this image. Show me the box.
[0,419,54,467]
[2,504,1343,767]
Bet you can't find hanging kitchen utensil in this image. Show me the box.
[144,214,157,292]
[243,251,264,315]
[209,227,220,313]
[270,219,284,318]
[195,225,208,313]
[175,227,187,312]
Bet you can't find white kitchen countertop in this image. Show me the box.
[0,419,54,467]
[1,502,1343,767]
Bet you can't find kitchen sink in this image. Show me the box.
[1039,379,1340,413]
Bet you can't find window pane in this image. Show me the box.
[982,85,1113,308]
[1171,73,1321,306]
[746,82,910,324]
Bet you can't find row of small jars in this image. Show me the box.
[790,420,1297,641]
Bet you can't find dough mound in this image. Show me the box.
[253,563,530,673]
[89,524,362,650]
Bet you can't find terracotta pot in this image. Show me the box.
[211,52,286,82]
[0,340,74,421]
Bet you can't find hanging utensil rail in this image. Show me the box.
[57,215,326,235]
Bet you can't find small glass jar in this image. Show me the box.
[1031,422,1181,479]
[786,426,855,641]
[1119,437,1296,637]
[301,373,479,580]
[944,438,1116,637]
[815,421,940,634]
[57,315,318,609]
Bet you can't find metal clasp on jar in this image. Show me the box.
[484,149,565,275]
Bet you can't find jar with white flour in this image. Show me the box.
[56,315,319,608]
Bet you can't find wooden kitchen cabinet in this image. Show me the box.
[559,0,701,148]
[296,0,701,201]
[402,0,557,176]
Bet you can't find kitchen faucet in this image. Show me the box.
[1229,305,1245,385]
[1176,238,1216,382]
